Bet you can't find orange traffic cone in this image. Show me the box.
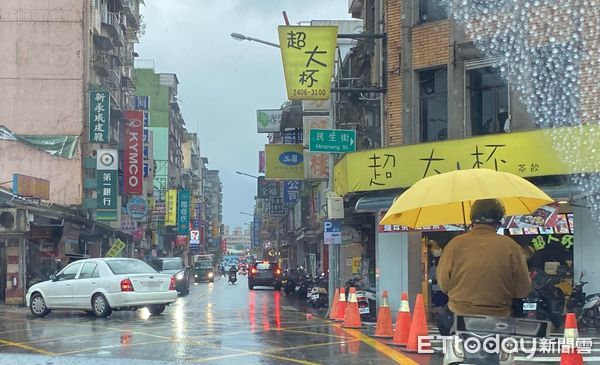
[560,313,584,365]
[334,287,347,321]
[372,290,394,338]
[342,287,362,328]
[402,294,430,353]
[327,288,340,320]
[390,292,411,347]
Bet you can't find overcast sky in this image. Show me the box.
[137,1,351,229]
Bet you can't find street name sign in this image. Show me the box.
[309,129,356,153]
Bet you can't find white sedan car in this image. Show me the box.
[26,258,178,318]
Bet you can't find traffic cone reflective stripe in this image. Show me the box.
[327,288,340,320]
[334,287,347,321]
[342,287,362,328]
[373,290,394,338]
[560,313,584,365]
[402,294,430,353]
[390,291,411,347]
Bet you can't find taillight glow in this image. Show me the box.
[275,268,281,275]
[169,276,176,290]
[120,278,134,292]
[251,268,257,274]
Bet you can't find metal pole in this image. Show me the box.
[245,36,281,49]
[327,93,338,308]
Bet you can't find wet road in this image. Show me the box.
[0,275,426,364]
[1,275,600,364]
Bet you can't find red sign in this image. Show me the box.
[123,111,144,194]
[175,235,188,246]
[221,239,227,252]
[12,174,50,200]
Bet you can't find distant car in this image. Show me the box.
[193,260,214,283]
[248,261,282,290]
[26,258,178,318]
[147,257,191,295]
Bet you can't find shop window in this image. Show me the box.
[419,67,448,142]
[468,66,509,136]
[419,0,447,23]
[78,263,97,279]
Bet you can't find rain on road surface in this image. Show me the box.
[1,275,598,364]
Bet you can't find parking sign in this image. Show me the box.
[323,220,342,245]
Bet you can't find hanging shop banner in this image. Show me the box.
[335,124,600,195]
[124,111,144,195]
[283,129,303,144]
[126,197,148,220]
[96,149,118,221]
[191,197,201,230]
[283,180,302,205]
[257,109,282,133]
[106,239,126,257]
[133,96,150,111]
[165,189,177,226]
[268,197,286,216]
[175,235,188,247]
[304,151,329,180]
[143,111,150,127]
[89,90,110,143]
[177,189,190,235]
[259,150,266,173]
[257,176,281,199]
[265,144,304,180]
[303,116,329,147]
[12,173,50,200]
[278,26,338,100]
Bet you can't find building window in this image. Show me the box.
[468,66,509,136]
[419,0,447,23]
[419,67,448,142]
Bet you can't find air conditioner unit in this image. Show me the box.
[0,209,30,234]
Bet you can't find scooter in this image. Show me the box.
[228,272,237,284]
[308,273,328,308]
[345,277,375,321]
[517,267,565,329]
[567,271,600,329]
[443,315,550,365]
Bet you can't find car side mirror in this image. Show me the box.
[50,274,57,282]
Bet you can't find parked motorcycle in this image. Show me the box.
[516,267,565,329]
[567,271,600,329]
[308,273,328,308]
[344,277,376,321]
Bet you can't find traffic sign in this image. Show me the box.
[309,129,356,153]
[323,220,342,245]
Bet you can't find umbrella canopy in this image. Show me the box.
[379,168,555,228]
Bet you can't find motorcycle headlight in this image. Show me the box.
[194,274,198,278]
[208,272,214,278]
[175,272,185,280]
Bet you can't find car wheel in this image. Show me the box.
[29,293,51,318]
[92,293,112,318]
[148,305,166,316]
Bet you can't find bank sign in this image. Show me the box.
[124,111,144,195]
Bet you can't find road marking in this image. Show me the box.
[0,338,56,355]
[337,327,421,365]
[276,328,351,339]
[56,339,172,355]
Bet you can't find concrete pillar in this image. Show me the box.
[4,236,25,305]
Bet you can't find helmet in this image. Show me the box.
[470,199,505,225]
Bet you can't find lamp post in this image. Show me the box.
[236,171,260,179]
[230,33,280,48]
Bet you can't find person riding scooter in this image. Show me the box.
[228,265,238,284]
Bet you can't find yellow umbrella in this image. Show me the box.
[379,168,555,228]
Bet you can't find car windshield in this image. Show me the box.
[161,259,184,270]
[106,260,158,275]
[195,261,212,269]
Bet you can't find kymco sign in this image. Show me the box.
[124,111,144,195]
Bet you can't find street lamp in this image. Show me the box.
[236,171,259,179]
[240,212,254,217]
[230,32,280,48]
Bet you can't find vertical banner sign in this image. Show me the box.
[123,111,144,195]
[192,200,201,230]
[165,189,177,226]
[133,96,150,110]
[278,26,338,100]
[89,90,110,143]
[259,150,266,174]
[265,144,305,180]
[177,190,190,235]
[96,149,118,221]
[253,216,260,248]
[283,180,302,205]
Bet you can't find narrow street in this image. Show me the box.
[2,275,600,364]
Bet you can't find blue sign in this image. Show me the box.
[252,216,260,248]
[177,190,190,235]
[143,128,149,143]
[283,180,302,205]
[143,162,150,178]
[324,220,342,245]
[134,96,149,110]
[126,197,148,220]
[279,151,303,166]
[283,130,303,144]
[143,111,149,127]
